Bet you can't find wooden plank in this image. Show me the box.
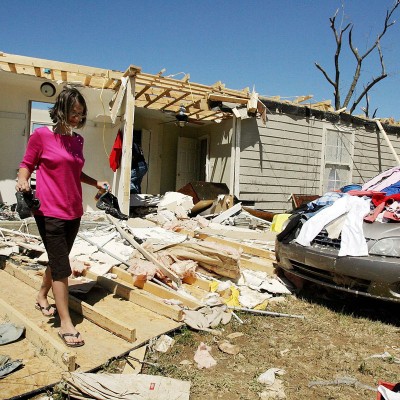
[212,203,242,224]
[84,270,184,321]
[15,241,45,252]
[376,119,400,164]
[3,261,136,342]
[0,52,123,79]
[110,79,127,123]
[68,294,136,343]
[0,298,77,372]
[118,76,136,214]
[194,234,275,260]
[111,266,205,306]
[240,255,276,275]
[290,194,319,208]
[208,93,249,104]
[293,95,313,104]
[107,215,181,286]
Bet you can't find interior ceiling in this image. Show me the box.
[0,52,252,124]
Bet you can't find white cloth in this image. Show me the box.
[378,385,400,400]
[295,196,371,256]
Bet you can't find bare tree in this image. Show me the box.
[315,1,400,115]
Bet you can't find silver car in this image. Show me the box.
[275,218,400,303]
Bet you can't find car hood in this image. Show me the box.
[363,221,400,240]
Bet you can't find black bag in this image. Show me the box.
[96,192,128,220]
[15,191,40,219]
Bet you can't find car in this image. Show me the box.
[275,216,400,303]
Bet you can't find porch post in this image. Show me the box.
[229,115,241,197]
[117,75,136,214]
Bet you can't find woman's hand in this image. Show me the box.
[96,181,111,192]
[15,168,32,192]
[15,179,30,192]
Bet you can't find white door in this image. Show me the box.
[176,137,200,190]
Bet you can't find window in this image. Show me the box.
[321,127,354,193]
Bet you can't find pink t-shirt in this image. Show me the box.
[19,126,85,220]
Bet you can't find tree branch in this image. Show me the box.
[315,63,336,87]
[349,73,387,114]
[343,1,399,112]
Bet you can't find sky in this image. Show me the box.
[1,0,400,119]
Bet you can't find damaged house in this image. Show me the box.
[1,51,400,398]
[1,51,400,214]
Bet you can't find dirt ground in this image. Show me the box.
[139,284,400,400]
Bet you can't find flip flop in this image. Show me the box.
[58,331,85,348]
[35,302,57,317]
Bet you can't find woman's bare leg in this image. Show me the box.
[52,277,84,345]
[36,267,56,316]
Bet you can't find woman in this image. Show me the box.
[16,87,109,347]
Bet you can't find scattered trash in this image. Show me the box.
[308,376,376,391]
[217,340,240,355]
[377,381,400,400]
[183,305,232,331]
[194,342,217,369]
[64,372,191,400]
[259,378,286,400]
[257,368,285,386]
[226,332,244,340]
[366,351,400,364]
[153,335,175,353]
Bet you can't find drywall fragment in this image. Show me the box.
[194,342,216,369]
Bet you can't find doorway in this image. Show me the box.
[175,136,209,190]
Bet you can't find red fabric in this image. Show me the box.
[109,129,123,172]
[364,202,385,223]
[371,193,400,207]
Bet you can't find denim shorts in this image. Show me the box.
[34,216,81,280]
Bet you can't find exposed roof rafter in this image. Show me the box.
[0,51,253,124]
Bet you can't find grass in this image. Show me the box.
[46,285,400,399]
[139,287,400,399]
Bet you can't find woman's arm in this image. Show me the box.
[15,167,32,192]
[80,172,110,191]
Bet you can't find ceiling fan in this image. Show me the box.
[160,105,203,127]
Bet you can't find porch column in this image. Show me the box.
[229,115,241,198]
[117,74,136,214]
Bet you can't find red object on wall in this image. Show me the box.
[109,129,123,172]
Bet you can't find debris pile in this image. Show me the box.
[0,189,296,398]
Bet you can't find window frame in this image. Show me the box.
[319,124,355,193]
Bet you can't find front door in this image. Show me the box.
[176,137,200,190]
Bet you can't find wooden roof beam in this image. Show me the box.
[293,95,313,104]
[144,88,171,108]
[0,52,123,79]
[208,93,249,104]
[34,67,41,77]
[160,93,190,110]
